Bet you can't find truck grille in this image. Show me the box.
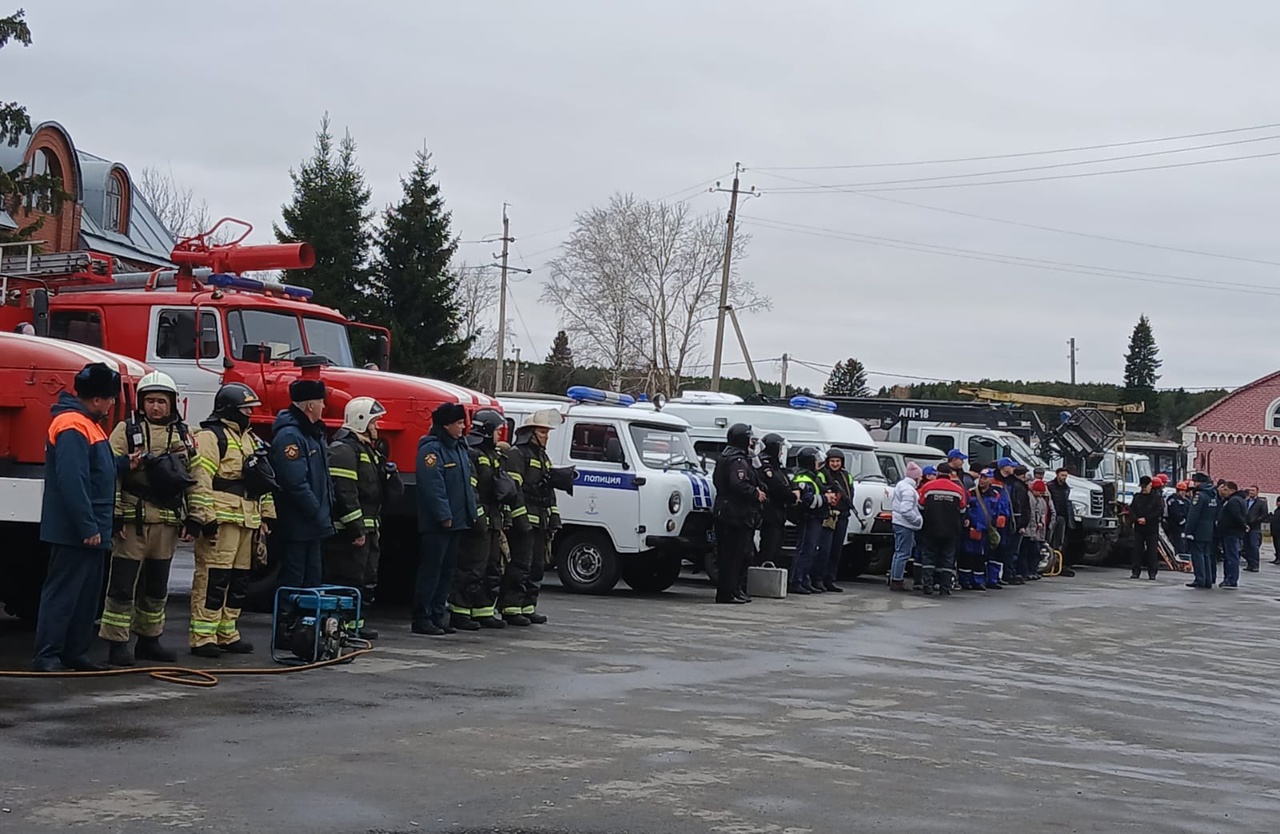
[1091,491,1104,517]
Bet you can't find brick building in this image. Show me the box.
[1180,371,1280,497]
[0,120,173,270]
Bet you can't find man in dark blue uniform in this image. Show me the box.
[270,379,334,588]
[413,402,476,635]
[1183,472,1220,589]
[33,363,139,672]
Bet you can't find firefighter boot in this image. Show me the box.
[476,616,507,629]
[450,613,481,632]
[134,635,177,663]
[221,640,254,654]
[504,614,532,627]
[526,612,548,624]
[107,640,135,667]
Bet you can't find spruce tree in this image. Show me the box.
[274,114,374,321]
[372,147,470,380]
[823,357,870,397]
[539,330,576,394]
[1121,314,1162,431]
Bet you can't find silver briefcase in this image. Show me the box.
[747,561,788,599]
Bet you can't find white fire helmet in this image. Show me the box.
[136,371,179,399]
[343,397,387,434]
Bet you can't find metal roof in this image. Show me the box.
[0,121,174,268]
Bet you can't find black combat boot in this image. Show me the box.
[107,640,135,667]
[134,635,177,663]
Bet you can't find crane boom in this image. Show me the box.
[959,387,1144,414]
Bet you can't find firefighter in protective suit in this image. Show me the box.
[325,397,402,639]
[100,371,196,666]
[186,383,276,657]
[448,408,518,631]
[500,409,575,626]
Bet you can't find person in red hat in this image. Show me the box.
[1023,479,1056,579]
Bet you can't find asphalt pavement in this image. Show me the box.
[2,564,1279,834]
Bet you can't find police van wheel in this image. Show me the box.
[555,531,620,594]
[620,555,683,594]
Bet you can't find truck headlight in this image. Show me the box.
[862,497,873,517]
[668,491,682,514]
[1070,500,1085,521]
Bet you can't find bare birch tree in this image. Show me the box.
[136,165,233,243]
[541,193,764,396]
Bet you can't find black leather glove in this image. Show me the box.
[183,517,205,539]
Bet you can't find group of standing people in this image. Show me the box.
[31,361,573,673]
[889,450,1068,595]
[1162,474,1274,589]
[710,423,876,603]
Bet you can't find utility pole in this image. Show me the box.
[1068,337,1077,386]
[779,353,789,398]
[709,163,756,391]
[494,204,512,393]
[512,346,522,392]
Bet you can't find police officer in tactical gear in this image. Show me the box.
[755,433,795,571]
[325,397,402,639]
[270,378,334,589]
[449,408,517,630]
[187,383,276,657]
[789,446,831,595]
[500,409,574,626]
[100,371,195,666]
[816,448,853,593]
[712,423,764,604]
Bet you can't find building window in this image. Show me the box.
[25,148,61,211]
[105,171,127,233]
[1267,398,1280,431]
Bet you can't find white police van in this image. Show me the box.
[497,387,714,595]
[645,392,895,578]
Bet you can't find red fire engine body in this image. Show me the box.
[0,221,498,613]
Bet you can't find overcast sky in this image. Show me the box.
[9,1,1280,393]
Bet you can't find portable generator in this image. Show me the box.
[271,585,364,664]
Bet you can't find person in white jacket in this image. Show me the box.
[890,462,924,591]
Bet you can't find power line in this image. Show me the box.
[759,134,1280,191]
[760,148,1280,193]
[754,121,1280,171]
[740,215,1280,298]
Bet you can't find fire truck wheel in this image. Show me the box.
[554,530,621,594]
[620,554,683,593]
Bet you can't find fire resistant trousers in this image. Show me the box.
[34,545,106,666]
[500,525,548,617]
[450,526,502,619]
[190,524,253,648]
[99,523,179,642]
[324,530,380,598]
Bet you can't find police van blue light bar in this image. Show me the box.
[789,395,837,413]
[207,272,314,301]
[567,386,636,406]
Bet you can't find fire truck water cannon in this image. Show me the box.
[167,217,316,290]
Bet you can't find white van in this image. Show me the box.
[875,441,948,484]
[498,388,713,595]
[645,392,894,577]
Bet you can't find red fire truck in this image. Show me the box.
[0,220,498,613]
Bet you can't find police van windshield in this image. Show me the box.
[228,309,355,367]
[835,445,886,482]
[629,424,702,471]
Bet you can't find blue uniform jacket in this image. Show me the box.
[416,428,477,533]
[41,393,128,549]
[964,487,1003,555]
[1184,482,1220,543]
[269,406,334,542]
